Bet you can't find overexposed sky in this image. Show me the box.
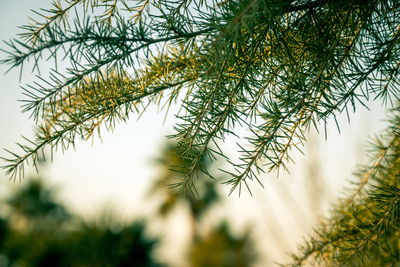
[0,1,391,265]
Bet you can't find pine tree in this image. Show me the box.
[1,1,399,264]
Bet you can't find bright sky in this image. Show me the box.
[0,1,391,265]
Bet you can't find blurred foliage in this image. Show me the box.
[67,221,163,267]
[190,223,256,267]
[7,179,70,232]
[149,142,258,266]
[149,142,220,220]
[0,179,164,267]
[0,143,258,266]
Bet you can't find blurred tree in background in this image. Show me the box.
[149,142,219,221]
[189,223,256,267]
[1,0,399,266]
[1,179,73,266]
[0,143,258,266]
[0,179,164,267]
[149,142,258,266]
[7,179,71,232]
[68,220,163,267]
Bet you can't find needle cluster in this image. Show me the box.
[1,0,399,196]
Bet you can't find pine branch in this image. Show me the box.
[1,0,399,195]
[289,105,400,266]
[2,73,195,180]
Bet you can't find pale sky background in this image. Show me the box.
[0,1,391,265]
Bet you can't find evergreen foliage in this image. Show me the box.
[290,106,400,266]
[1,1,399,265]
[1,0,398,193]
